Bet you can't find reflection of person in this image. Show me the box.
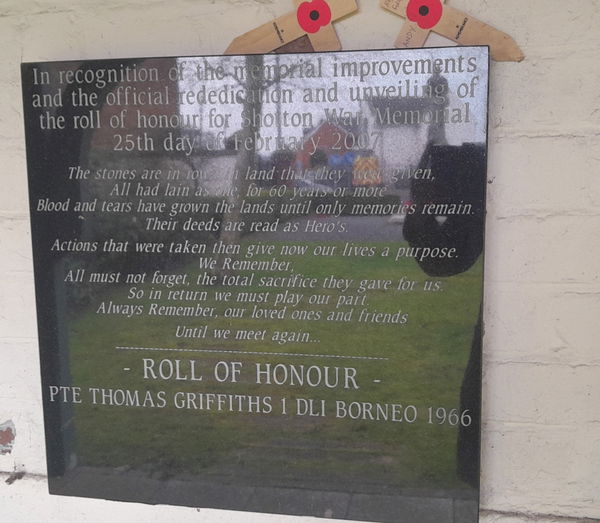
[308,148,328,179]
[403,140,486,488]
[297,148,329,189]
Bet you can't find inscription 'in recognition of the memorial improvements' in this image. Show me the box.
[22,47,489,523]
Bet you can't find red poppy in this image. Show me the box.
[297,0,332,34]
[406,0,443,30]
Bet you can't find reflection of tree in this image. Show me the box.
[218,54,265,268]
[201,55,303,272]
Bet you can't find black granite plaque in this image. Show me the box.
[22,47,489,522]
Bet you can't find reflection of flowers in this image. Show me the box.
[406,0,443,29]
[297,0,332,34]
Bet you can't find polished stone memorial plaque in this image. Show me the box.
[22,46,489,522]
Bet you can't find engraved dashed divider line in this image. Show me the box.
[115,346,389,361]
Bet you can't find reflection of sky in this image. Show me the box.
[177,47,488,148]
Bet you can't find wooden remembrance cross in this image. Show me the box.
[226,0,523,61]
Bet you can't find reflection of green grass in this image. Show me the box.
[69,240,482,490]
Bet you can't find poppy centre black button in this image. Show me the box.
[310,10,320,21]
[419,5,430,16]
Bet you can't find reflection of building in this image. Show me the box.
[91,59,181,150]
[362,70,451,184]
[294,121,370,188]
[292,71,452,190]
[295,121,353,169]
[294,99,437,189]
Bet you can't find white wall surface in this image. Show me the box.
[1,1,599,522]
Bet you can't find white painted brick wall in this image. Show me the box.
[1,1,598,522]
